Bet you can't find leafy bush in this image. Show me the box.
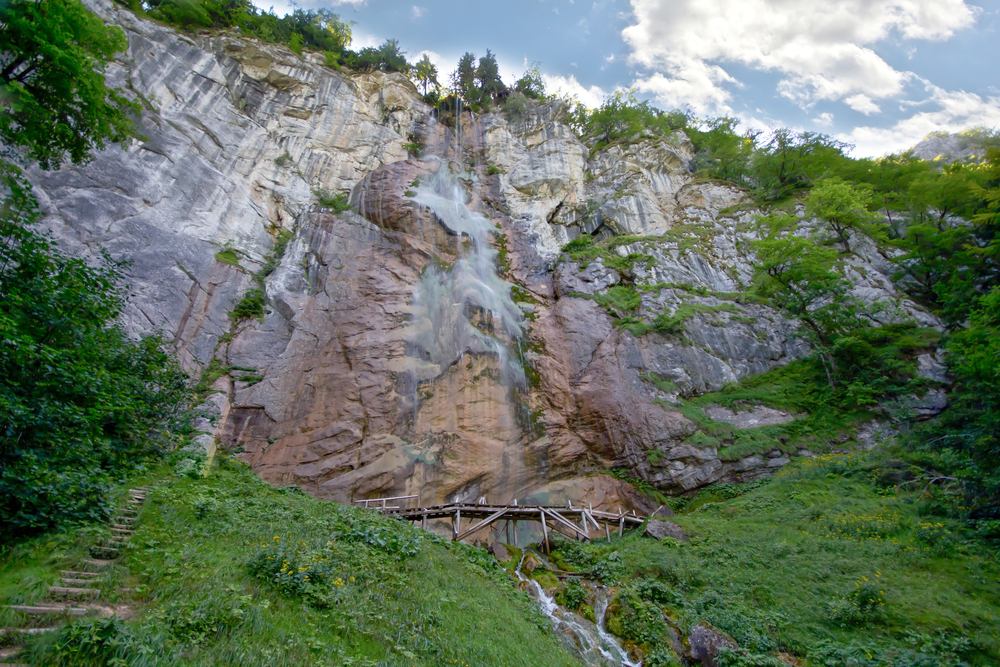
[606,588,668,647]
[828,574,888,626]
[0,177,187,540]
[554,580,587,611]
[228,287,266,321]
[313,188,351,212]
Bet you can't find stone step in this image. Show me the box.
[80,559,114,570]
[60,578,97,587]
[5,605,87,616]
[110,524,133,530]
[90,547,119,557]
[58,571,102,579]
[48,587,99,599]
[0,627,59,636]
[0,646,21,660]
[110,528,133,535]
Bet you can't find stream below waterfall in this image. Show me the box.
[515,552,641,667]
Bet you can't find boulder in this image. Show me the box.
[644,520,688,542]
[688,622,738,667]
[488,542,511,563]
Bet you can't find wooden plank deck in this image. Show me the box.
[360,500,646,543]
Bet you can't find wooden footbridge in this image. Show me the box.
[355,495,646,546]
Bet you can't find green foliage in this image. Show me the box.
[550,453,1000,665]
[312,188,351,212]
[607,587,668,647]
[448,50,507,108]
[228,287,266,321]
[134,1,353,64]
[350,38,410,74]
[805,178,884,252]
[413,54,439,96]
[827,573,888,625]
[554,579,587,611]
[514,63,546,100]
[14,460,576,667]
[0,171,187,540]
[0,0,141,169]
[569,89,691,150]
[906,287,1000,524]
[593,285,641,316]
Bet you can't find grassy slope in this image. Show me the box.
[2,458,577,667]
[552,452,1000,665]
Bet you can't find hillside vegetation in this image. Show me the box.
[2,457,576,667]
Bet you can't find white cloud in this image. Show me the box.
[633,65,737,115]
[845,93,882,115]
[541,73,608,108]
[350,32,382,49]
[814,112,835,126]
[839,86,1000,156]
[411,5,425,18]
[622,0,979,113]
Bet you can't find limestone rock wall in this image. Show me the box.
[26,3,942,511]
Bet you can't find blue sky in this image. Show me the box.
[255,0,1000,157]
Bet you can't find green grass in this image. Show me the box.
[214,248,242,268]
[6,459,578,667]
[550,452,1000,665]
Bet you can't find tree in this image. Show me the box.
[804,178,883,252]
[451,52,478,103]
[514,63,545,100]
[0,0,188,539]
[476,50,505,101]
[350,39,410,74]
[413,54,439,96]
[752,130,851,201]
[0,0,142,169]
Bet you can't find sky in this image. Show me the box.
[253,0,1000,157]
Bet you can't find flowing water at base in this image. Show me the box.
[515,553,641,667]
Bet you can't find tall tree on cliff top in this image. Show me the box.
[414,54,439,96]
[0,0,141,169]
[476,50,505,101]
[451,52,478,103]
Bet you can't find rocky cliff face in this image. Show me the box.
[29,1,941,512]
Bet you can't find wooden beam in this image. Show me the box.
[455,507,510,541]
[541,513,549,554]
[619,515,625,538]
[453,508,461,541]
[542,508,589,539]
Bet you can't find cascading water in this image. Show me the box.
[406,156,525,387]
[515,552,641,667]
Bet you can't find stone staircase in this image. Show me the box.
[0,487,149,667]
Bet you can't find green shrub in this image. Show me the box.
[0,193,187,540]
[228,287,266,321]
[312,188,351,212]
[828,574,888,626]
[554,580,587,611]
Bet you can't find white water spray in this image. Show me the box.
[515,552,641,667]
[407,158,525,385]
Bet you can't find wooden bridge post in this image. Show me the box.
[453,508,461,541]
[618,515,625,538]
[540,513,548,554]
[421,514,427,531]
[513,520,518,548]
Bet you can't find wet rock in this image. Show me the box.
[644,520,689,542]
[688,622,738,667]
[488,542,511,563]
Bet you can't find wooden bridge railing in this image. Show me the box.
[354,496,645,546]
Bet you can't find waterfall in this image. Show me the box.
[406,157,525,387]
[515,552,641,667]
